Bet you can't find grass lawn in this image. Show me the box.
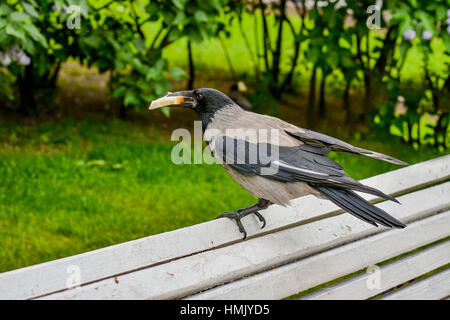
[0,117,446,273]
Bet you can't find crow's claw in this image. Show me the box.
[217,212,248,240]
[253,211,266,229]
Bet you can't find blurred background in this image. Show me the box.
[0,0,448,272]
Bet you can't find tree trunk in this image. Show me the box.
[280,1,305,93]
[361,71,373,121]
[435,112,449,150]
[219,35,236,80]
[271,0,286,88]
[342,78,352,123]
[356,33,373,121]
[239,16,259,79]
[307,65,317,127]
[118,103,127,120]
[281,36,301,92]
[318,71,327,117]
[18,64,37,116]
[259,0,270,73]
[187,40,195,90]
[253,12,262,79]
[48,62,61,89]
[374,26,397,82]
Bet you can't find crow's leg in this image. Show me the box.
[217,199,271,240]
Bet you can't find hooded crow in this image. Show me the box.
[150,88,407,239]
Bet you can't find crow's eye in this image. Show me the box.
[196,93,203,100]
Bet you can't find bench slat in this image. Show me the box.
[1,155,448,300]
[301,240,450,300]
[38,183,449,300]
[380,268,450,300]
[186,211,450,300]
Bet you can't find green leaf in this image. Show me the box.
[22,2,39,18]
[160,107,170,117]
[146,67,159,80]
[170,67,187,79]
[171,0,187,10]
[442,34,450,53]
[415,10,435,32]
[154,58,165,73]
[124,90,140,106]
[409,0,418,8]
[106,33,121,51]
[210,0,222,12]
[172,10,186,25]
[22,23,48,48]
[112,86,127,98]
[435,5,446,22]
[21,37,36,54]
[81,33,101,48]
[132,37,146,52]
[194,10,208,22]
[0,4,12,17]
[53,0,64,12]
[10,12,31,22]
[5,23,26,41]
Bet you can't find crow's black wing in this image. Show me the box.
[214,136,397,202]
[284,127,408,165]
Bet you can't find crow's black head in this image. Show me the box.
[149,88,241,128]
[149,88,238,117]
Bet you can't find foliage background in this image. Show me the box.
[0,0,449,272]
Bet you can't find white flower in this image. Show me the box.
[17,53,31,66]
[446,17,450,25]
[4,46,31,65]
[447,9,450,18]
[402,29,416,41]
[382,10,392,24]
[422,30,433,41]
[8,45,22,61]
[447,25,450,35]
[335,0,347,10]
[0,52,11,66]
[305,0,315,9]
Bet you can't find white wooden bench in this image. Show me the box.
[0,154,449,300]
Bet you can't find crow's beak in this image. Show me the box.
[149,91,195,110]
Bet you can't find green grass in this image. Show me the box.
[0,118,446,273]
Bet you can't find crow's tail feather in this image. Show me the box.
[315,186,406,229]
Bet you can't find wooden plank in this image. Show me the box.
[1,155,448,300]
[39,184,450,300]
[380,268,450,300]
[301,241,450,300]
[186,211,450,300]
